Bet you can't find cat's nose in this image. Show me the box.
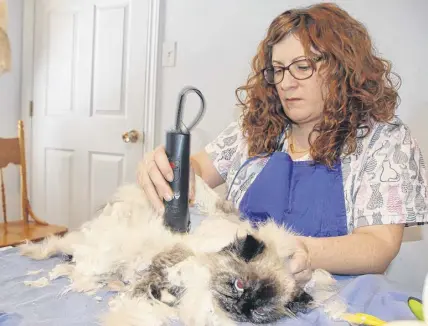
[233,300,245,311]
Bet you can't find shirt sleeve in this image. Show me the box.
[204,120,244,180]
[353,120,428,229]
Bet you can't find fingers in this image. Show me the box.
[288,240,312,286]
[294,268,312,286]
[140,167,164,213]
[154,145,174,182]
[289,251,307,274]
[137,145,198,212]
[289,251,312,286]
[147,157,173,201]
[137,145,175,214]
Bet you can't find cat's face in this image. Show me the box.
[208,234,313,324]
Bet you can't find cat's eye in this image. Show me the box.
[234,279,244,292]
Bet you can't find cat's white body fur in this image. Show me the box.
[19,175,347,325]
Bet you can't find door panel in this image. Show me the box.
[31,0,150,229]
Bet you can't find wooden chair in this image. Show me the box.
[0,120,68,247]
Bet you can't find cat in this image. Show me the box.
[128,233,314,325]
[19,175,346,325]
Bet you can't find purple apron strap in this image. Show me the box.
[238,152,348,237]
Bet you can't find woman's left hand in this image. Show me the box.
[289,237,312,286]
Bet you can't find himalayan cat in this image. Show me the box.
[19,175,346,325]
[130,234,314,325]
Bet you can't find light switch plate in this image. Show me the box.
[162,41,177,67]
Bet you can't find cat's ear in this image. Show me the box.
[240,234,265,262]
[223,234,266,262]
[285,290,313,314]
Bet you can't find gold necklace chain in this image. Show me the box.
[287,129,310,154]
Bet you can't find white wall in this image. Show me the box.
[156,0,428,292]
[0,0,23,221]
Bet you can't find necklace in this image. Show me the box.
[287,129,310,154]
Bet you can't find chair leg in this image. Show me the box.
[27,201,48,225]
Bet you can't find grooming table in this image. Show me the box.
[0,213,420,325]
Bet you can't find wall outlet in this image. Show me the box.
[162,41,177,67]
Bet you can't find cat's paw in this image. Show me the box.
[322,296,348,321]
[305,269,346,318]
[19,241,52,260]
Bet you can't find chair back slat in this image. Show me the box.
[0,168,6,223]
[0,120,68,247]
[0,138,20,168]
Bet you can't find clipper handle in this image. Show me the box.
[163,131,191,233]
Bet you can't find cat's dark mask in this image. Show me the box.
[212,234,314,323]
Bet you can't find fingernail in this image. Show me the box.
[164,193,172,201]
[167,173,174,182]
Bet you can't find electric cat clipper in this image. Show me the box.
[163,86,206,233]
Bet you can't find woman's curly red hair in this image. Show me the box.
[235,2,401,168]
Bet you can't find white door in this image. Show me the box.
[30,0,156,230]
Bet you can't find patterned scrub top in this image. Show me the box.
[204,116,428,233]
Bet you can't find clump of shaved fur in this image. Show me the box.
[19,175,347,325]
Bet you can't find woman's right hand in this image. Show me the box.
[137,145,196,213]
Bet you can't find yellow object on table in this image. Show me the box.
[341,312,387,325]
[341,273,428,326]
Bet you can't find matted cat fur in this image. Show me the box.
[19,175,347,325]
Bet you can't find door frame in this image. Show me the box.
[21,0,161,199]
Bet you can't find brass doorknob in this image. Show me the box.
[122,129,140,143]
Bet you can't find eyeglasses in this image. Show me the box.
[262,56,323,85]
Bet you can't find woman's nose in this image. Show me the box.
[280,71,298,91]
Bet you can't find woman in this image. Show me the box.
[138,3,427,286]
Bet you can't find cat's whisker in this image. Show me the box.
[213,289,236,300]
[284,308,297,319]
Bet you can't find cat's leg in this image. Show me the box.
[194,175,221,215]
[193,173,247,220]
[132,266,175,303]
[19,230,83,260]
[132,244,193,306]
[103,245,192,325]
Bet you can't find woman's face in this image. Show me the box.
[271,33,325,127]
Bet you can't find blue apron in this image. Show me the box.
[233,150,348,238]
